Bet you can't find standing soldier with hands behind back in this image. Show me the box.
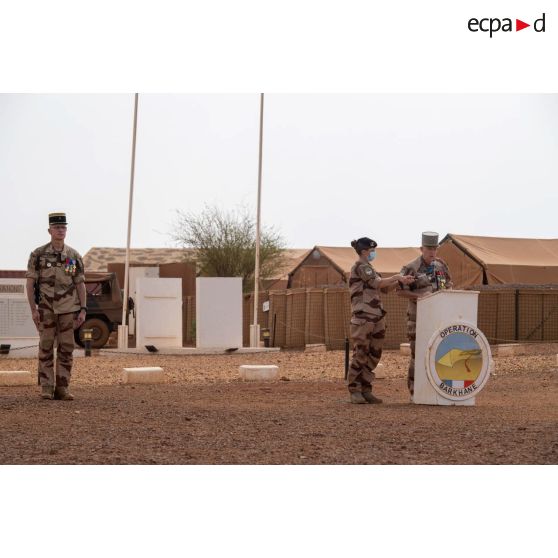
[347,237,415,404]
[25,213,87,400]
[397,231,453,397]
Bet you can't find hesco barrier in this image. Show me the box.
[476,286,558,344]
[182,286,558,349]
[183,296,196,346]
[242,287,407,350]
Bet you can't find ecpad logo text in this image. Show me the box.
[468,13,546,37]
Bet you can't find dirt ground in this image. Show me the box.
[0,349,556,464]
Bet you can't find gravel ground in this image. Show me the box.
[0,349,556,464]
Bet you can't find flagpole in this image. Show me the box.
[251,93,264,347]
[118,92,139,349]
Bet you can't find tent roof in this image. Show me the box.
[272,249,311,281]
[443,234,558,266]
[294,246,421,277]
[440,234,558,286]
[83,247,192,272]
[83,246,310,280]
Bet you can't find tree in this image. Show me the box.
[171,205,287,292]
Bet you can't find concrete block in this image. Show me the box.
[374,363,386,379]
[400,343,411,356]
[0,370,35,386]
[305,344,327,353]
[239,365,279,381]
[497,344,519,357]
[122,367,165,384]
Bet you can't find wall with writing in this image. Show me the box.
[0,279,37,338]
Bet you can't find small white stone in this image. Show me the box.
[497,344,518,357]
[0,371,35,386]
[305,344,327,353]
[400,343,411,356]
[122,367,164,384]
[239,365,279,381]
[374,363,386,379]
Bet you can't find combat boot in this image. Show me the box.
[362,391,383,404]
[350,392,367,404]
[41,385,54,400]
[54,386,74,401]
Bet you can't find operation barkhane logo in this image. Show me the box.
[468,12,546,37]
[426,323,491,400]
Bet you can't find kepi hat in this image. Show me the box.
[49,212,68,226]
[421,231,439,247]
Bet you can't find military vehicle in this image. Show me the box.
[75,272,130,349]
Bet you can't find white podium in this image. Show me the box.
[414,290,492,406]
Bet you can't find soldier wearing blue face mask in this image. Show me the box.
[347,237,415,404]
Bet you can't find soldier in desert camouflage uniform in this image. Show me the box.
[347,237,415,404]
[25,213,87,400]
[397,231,453,397]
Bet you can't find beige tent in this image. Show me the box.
[263,249,310,290]
[287,245,421,288]
[83,247,191,271]
[438,234,558,287]
[83,246,310,292]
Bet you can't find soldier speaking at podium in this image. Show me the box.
[25,212,87,400]
[397,232,453,396]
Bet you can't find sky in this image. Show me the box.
[1,93,557,269]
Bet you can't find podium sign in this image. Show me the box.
[414,290,492,406]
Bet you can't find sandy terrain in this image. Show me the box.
[0,349,556,464]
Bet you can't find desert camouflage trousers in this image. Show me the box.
[38,309,75,388]
[407,319,416,395]
[347,315,386,394]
